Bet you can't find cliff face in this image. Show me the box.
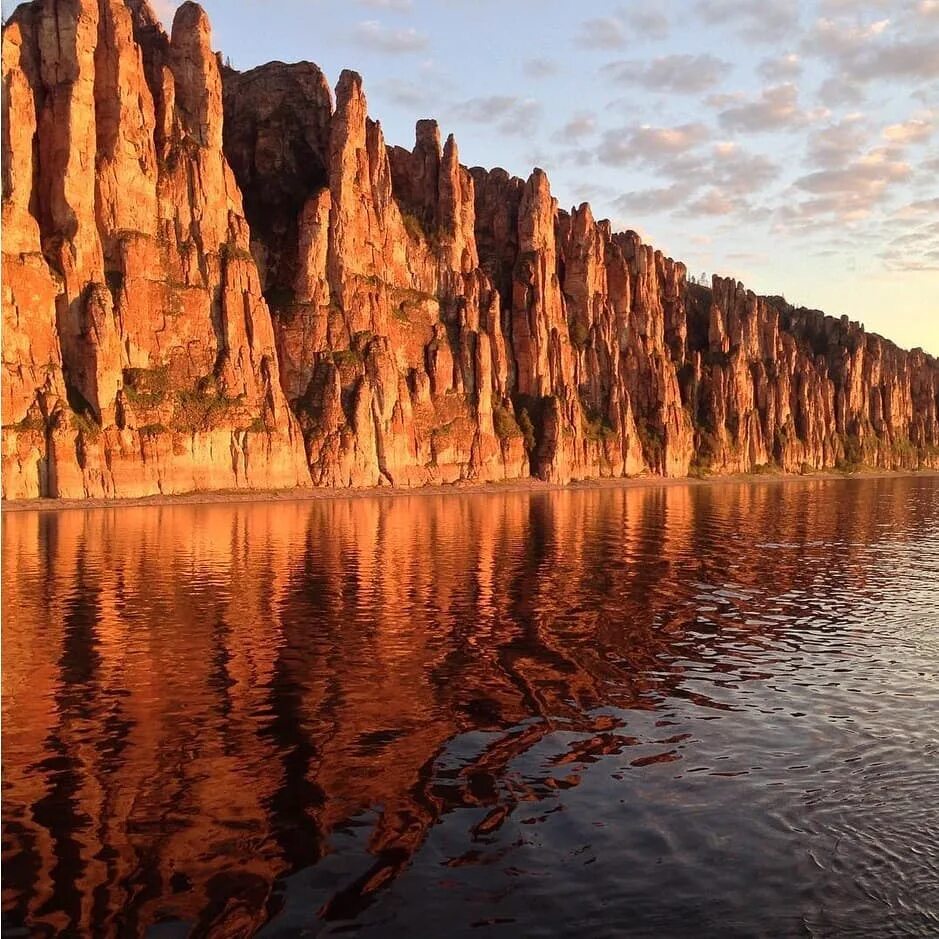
[3,0,938,499]
[2,0,308,498]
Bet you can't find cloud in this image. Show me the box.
[610,139,778,223]
[695,0,801,42]
[576,16,629,49]
[574,8,670,49]
[758,53,802,82]
[817,0,891,15]
[860,38,939,80]
[352,20,428,53]
[725,251,770,264]
[883,117,935,144]
[598,122,710,167]
[625,7,671,40]
[614,182,695,214]
[882,254,939,271]
[817,74,867,108]
[523,58,559,79]
[574,182,620,205]
[686,188,739,216]
[805,16,939,85]
[451,95,542,137]
[356,0,412,9]
[716,83,818,133]
[801,0,939,107]
[803,16,891,59]
[806,115,869,167]
[548,146,597,170]
[893,196,939,220]
[378,78,432,108]
[781,147,913,228]
[796,149,910,197]
[710,142,779,194]
[920,153,939,174]
[601,54,731,94]
[881,223,939,270]
[554,111,597,142]
[598,123,777,224]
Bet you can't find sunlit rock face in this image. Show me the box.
[1,0,309,498]
[4,0,938,499]
[223,54,939,486]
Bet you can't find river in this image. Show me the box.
[3,476,938,936]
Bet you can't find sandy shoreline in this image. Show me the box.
[2,468,936,513]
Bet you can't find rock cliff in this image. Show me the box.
[3,0,938,499]
[2,0,308,498]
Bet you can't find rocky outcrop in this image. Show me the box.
[3,0,938,500]
[2,0,308,498]
[224,62,527,488]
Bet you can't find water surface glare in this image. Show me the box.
[3,476,939,937]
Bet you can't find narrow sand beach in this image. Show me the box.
[3,468,936,513]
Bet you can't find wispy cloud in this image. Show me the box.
[356,0,413,10]
[695,0,801,41]
[352,20,428,53]
[602,54,731,94]
[716,84,821,133]
[452,95,542,137]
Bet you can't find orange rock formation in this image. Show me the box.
[3,0,938,499]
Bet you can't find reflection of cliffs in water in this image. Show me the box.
[2,479,933,934]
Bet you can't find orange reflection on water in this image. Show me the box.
[3,477,937,936]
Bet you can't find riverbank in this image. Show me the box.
[3,467,937,513]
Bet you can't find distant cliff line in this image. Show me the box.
[3,0,938,500]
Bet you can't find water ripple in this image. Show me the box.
[2,476,938,937]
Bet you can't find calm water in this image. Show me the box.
[2,477,939,938]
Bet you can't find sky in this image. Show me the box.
[4,0,938,353]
